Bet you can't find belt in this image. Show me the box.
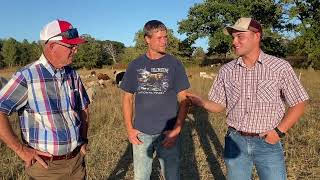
[39,146,81,161]
[229,126,260,137]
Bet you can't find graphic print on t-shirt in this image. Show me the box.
[137,67,169,94]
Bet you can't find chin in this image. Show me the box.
[158,49,166,54]
[234,50,243,56]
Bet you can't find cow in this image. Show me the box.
[97,73,110,80]
[90,70,96,77]
[114,71,125,87]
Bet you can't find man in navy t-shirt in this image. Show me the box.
[120,20,190,180]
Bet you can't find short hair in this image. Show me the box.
[143,20,167,37]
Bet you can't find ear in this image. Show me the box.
[145,35,150,44]
[255,32,261,41]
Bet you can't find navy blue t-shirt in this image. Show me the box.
[120,54,190,135]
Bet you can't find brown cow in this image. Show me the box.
[97,73,110,80]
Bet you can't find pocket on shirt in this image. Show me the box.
[225,80,241,106]
[257,80,278,102]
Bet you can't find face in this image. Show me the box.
[49,42,78,68]
[231,31,260,57]
[145,29,168,55]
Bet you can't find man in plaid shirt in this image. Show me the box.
[187,18,309,179]
[0,20,90,179]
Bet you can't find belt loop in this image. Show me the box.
[50,156,53,162]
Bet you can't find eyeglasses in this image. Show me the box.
[55,42,78,50]
[45,28,79,44]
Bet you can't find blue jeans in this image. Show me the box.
[224,127,287,180]
[133,132,180,180]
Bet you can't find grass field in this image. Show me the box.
[0,66,319,179]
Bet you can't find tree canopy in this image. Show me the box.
[178,0,283,56]
[178,0,320,69]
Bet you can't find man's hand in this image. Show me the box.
[80,143,89,156]
[186,92,205,108]
[260,130,280,144]
[186,92,225,113]
[127,128,143,145]
[161,128,180,148]
[16,145,52,169]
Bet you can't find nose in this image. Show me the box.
[232,37,239,47]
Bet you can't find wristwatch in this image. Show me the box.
[274,127,285,138]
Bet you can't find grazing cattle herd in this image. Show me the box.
[82,70,126,102]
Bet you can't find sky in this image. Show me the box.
[1,0,208,50]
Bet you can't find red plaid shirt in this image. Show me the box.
[208,51,309,133]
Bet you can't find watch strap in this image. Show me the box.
[274,127,285,138]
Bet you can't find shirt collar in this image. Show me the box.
[235,50,265,68]
[38,54,65,77]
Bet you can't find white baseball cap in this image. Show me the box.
[40,19,86,45]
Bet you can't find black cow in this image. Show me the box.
[114,71,125,87]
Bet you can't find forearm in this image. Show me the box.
[174,98,189,133]
[277,101,306,133]
[203,100,225,113]
[0,112,24,154]
[173,90,191,133]
[122,94,134,131]
[80,109,89,140]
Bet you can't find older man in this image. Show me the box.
[187,17,309,179]
[0,19,90,179]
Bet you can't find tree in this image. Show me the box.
[29,41,41,62]
[192,47,206,63]
[280,0,320,69]
[178,0,283,56]
[261,35,287,58]
[1,38,19,67]
[133,29,148,53]
[17,39,31,66]
[133,29,193,62]
[102,40,125,64]
[74,35,103,69]
[119,47,142,63]
[103,42,117,64]
[0,39,4,68]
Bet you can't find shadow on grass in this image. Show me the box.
[106,143,163,180]
[106,144,132,180]
[107,107,225,179]
[182,106,226,180]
